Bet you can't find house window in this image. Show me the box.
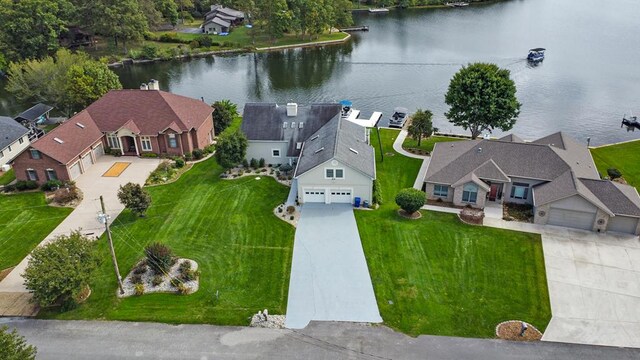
[107,134,120,149]
[510,182,529,200]
[325,168,344,179]
[272,149,281,157]
[168,134,178,148]
[141,137,152,151]
[433,184,449,197]
[26,169,38,181]
[8,145,12,151]
[30,149,41,159]
[46,169,58,181]
[462,183,478,203]
[19,137,24,144]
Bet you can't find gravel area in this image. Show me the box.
[117,258,199,298]
[274,203,300,227]
[496,320,542,341]
[250,311,286,329]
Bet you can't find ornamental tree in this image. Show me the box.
[212,99,239,135]
[395,188,426,215]
[23,231,99,309]
[0,326,37,360]
[117,182,152,217]
[215,131,248,168]
[407,109,435,146]
[444,63,521,139]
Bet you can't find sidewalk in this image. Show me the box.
[391,129,430,190]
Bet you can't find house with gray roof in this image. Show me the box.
[424,132,640,235]
[242,102,376,204]
[0,116,30,169]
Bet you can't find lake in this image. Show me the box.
[2,0,640,145]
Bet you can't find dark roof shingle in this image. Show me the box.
[0,117,29,150]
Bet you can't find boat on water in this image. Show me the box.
[446,2,470,7]
[528,48,546,62]
[368,8,389,13]
[622,114,640,131]
[388,107,409,128]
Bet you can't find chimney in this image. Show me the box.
[140,83,149,90]
[286,103,298,117]
[148,79,160,91]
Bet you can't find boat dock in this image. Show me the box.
[345,111,383,128]
[368,8,389,13]
[340,26,369,32]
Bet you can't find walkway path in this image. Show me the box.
[391,129,430,190]
[285,204,382,329]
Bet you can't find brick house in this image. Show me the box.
[13,87,214,184]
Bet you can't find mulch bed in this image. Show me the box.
[397,209,422,219]
[426,200,464,209]
[496,321,542,341]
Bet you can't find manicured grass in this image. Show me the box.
[355,129,551,338]
[43,157,294,325]
[0,193,72,270]
[403,135,465,154]
[0,169,15,186]
[590,140,640,189]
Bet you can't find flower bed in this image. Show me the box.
[459,207,484,225]
[502,203,534,222]
[274,204,300,227]
[118,258,199,298]
[221,166,292,186]
[495,320,542,341]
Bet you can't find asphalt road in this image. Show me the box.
[2,319,639,360]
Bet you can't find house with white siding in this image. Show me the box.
[0,117,30,169]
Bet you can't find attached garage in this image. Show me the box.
[81,152,93,172]
[303,189,325,203]
[92,143,104,159]
[330,189,352,203]
[547,208,596,230]
[68,161,82,180]
[607,216,639,234]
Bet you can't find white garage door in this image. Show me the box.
[81,153,93,172]
[304,189,325,203]
[607,216,639,234]
[330,189,352,203]
[68,161,82,180]
[548,208,596,230]
[92,144,104,159]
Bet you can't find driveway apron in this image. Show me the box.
[285,203,382,329]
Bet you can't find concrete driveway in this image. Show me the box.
[0,156,159,293]
[541,227,640,348]
[285,204,382,329]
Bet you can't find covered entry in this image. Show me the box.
[303,189,325,203]
[548,208,596,230]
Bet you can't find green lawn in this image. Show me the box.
[43,157,295,325]
[0,193,72,270]
[0,169,15,186]
[403,135,466,154]
[591,140,640,189]
[355,129,551,338]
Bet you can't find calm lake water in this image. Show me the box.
[2,0,640,145]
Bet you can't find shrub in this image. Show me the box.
[111,149,122,157]
[189,40,200,49]
[141,153,158,158]
[133,263,147,275]
[372,179,383,205]
[177,283,189,295]
[41,180,63,191]
[144,242,175,275]
[607,168,622,180]
[242,158,249,168]
[117,183,152,216]
[290,215,294,221]
[134,283,145,296]
[15,180,38,191]
[279,163,293,175]
[3,184,16,193]
[128,49,142,60]
[23,231,99,309]
[152,275,163,287]
[174,158,185,168]
[141,45,159,59]
[215,131,248,168]
[395,188,426,215]
[52,186,80,204]
[0,326,37,360]
[286,205,296,214]
[180,269,199,282]
[198,36,213,47]
[277,207,283,213]
[184,152,193,161]
[130,274,143,285]
[169,277,182,288]
[178,260,192,273]
[250,158,258,169]
[192,148,204,160]
[204,144,215,154]
[258,158,265,167]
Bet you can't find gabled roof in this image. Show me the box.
[472,159,510,182]
[498,134,524,143]
[84,90,213,135]
[14,103,53,123]
[29,111,103,164]
[205,17,231,28]
[532,170,612,215]
[451,172,490,191]
[241,103,341,157]
[533,132,566,150]
[0,117,29,150]
[579,179,640,217]
[294,116,375,179]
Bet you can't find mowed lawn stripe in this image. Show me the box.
[43,158,294,325]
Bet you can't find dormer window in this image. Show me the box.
[291,122,295,128]
[299,122,304,129]
[283,122,288,129]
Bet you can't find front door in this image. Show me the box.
[489,184,498,201]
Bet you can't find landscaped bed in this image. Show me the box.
[355,129,551,338]
[41,157,294,325]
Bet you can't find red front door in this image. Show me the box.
[489,184,498,201]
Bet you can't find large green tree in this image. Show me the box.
[118,182,152,217]
[444,63,521,139]
[92,0,148,53]
[215,130,248,168]
[66,60,123,111]
[407,109,434,146]
[0,326,37,360]
[0,0,73,62]
[212,99,239,134]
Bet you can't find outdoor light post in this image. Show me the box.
[98,195,124,294]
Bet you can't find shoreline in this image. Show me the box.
[351,0,507,12]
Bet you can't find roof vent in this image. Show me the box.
[314,147,324,154]
[286,103,298,117]
[76,123,85,129]
[477,147,482,153]
[349,148,359,154]
[54,137,64,144]
[311,135,319,141]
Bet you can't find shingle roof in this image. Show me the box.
[14,103,53,122]
[84,90,213,135]
[205,17,231,28]
[294,116,375,179]
[241,103,341,157]
[30,111,103,164]
[0,116,29,150]
[472,159,510,182]
[579,179,640,217]
[498,134,524,142]
[533,132,566,150]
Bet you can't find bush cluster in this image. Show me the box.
[15,180,38,191]
[192,148,204,160]
[41,179,63,191]
[395,188,426,215]
[144,242,175,275]
[53,185,80,204]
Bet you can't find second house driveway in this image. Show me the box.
[0,156,159,293]
[285,204,382,328]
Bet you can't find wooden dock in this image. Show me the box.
[339,26,369,32]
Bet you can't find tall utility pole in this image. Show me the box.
[99,196,124,294]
